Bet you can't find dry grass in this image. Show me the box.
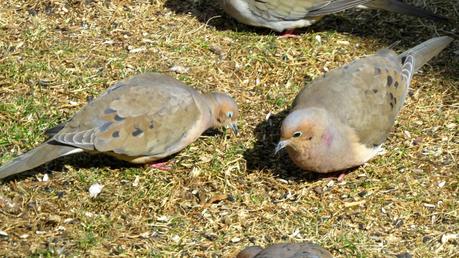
[0,0,458,257]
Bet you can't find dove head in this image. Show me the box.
[208,92,239,135]
[275,108,331,155]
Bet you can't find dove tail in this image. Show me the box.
[363,0,448,21]
[0,142,82,179]
[399,36,453,73]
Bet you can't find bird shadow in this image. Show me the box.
[242,109,356,182]
[0,128,227,182]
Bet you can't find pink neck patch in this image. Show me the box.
[322,129,334,147]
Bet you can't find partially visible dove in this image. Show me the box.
[220,0,447,33]
[275,36,453,173]
[237,243,333,258]
[0,73,239,179]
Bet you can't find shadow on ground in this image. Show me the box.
[242,109,356,182]
[164,0,458,80]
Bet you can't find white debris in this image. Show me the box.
[169,65,189,74]
[128,46,147,53]
[441,233,458,244]
[172,235,181,243]
[42,174,49,182]
[265,112,272,121]
[231,237,241,243]
[19,234,29,239]
[190,167,201,177]
[157,215,169,222]
[438,181,446,188]
[337,40,350,45]
[132,176,140,187]
[89,183,103,198]
[315,35,322,44]
[0,230,8,237]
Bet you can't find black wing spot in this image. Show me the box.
[132,127,144,137]
[389,92,394,99]
[394,98,397,105]
[149,121,155,129]
[100,121,113,132]
[104,107,116,114]
[390,102,394,109]
[375,67,381,74]
[112,131,120,138]
[394,81,399,88]
[114,114,125,121]
[387,75,393,87]
[373,89,378,94]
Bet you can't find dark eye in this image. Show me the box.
[292,131,302,138]
[226,111,233,118]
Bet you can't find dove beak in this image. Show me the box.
[229,123,239,135]
[275,140,289,155]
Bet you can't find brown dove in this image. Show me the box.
[237,243,333,258]
[275,36,453,173]
[0,73,239,179]
[219,0,447,33]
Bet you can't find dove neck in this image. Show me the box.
[203,93,223,128]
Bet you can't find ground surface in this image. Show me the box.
[0,0,458,257]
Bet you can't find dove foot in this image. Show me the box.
[278,29,299,39]
[149,161,172,171]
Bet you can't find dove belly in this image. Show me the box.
[221,0,318,31]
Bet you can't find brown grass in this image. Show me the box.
[0,0,458,257]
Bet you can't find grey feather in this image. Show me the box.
[0,142,81,179]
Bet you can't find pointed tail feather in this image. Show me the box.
[0,142,82,179]
[399,36,453,73]
[363,0,449,21]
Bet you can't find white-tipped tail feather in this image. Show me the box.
[0,142,82,179]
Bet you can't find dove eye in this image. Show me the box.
[226,111,233,118]
[292,131,302,138]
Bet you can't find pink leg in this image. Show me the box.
[278,29,299,39]
[149,161,172,171]
[337,173,346,182]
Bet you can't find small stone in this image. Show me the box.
[57,191,65,198]
[393,218,404,228]
[313,186,323,195]
[358,190,367,197]
[0,230,8,237]
[422,236,432,243]
[227,194,236,202]
[396,252,412,258]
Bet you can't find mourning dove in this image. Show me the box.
[220,0,447,33]
[0,73,239,179]
[275,36,453,173]
[237,243,333,258]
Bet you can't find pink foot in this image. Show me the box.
[337,173,346,182]
[149,161,172,171]
[278,29,299,39]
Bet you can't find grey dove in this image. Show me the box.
[275,36,453,173]
[237,243,333,258]
[220,0,447,33]
[0,73,239,179]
